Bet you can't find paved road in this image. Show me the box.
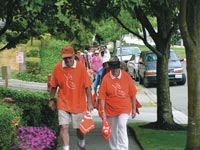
[0,78,48,92]
[146,62,188,115]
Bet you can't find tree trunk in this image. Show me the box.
[113,40,117,54]
[143,44,181,130]
[186,49,200,149]
[31,37,33,46]
[152,43,179,129]
[156,52,174,125]
[133,4,181,129]
[179,0,200,149]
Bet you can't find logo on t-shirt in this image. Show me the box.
[112,83,125,97]
[64,73,76,89]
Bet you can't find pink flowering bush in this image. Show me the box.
[16,126,56,150]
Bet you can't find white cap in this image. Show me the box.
[94,50,99,53]
[102,57,109,64]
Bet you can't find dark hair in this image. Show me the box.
[75,55,79,61]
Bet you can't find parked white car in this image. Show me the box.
[114,46,141,63]
[127,54,140,81]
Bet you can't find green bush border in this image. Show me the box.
[0,102,22,150]
[0,86,59,131]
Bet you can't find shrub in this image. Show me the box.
[40,39,69,76]
[15,72,47,82]
[0,87,58,131]
[0,103,23,150]
[26,48,40,57]
[26,57,41,74]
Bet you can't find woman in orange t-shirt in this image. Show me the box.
[98,56,137,150]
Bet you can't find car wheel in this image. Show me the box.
[177,73,186,85]
[143,76,150,88]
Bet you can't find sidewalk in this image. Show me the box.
[0,78,188,150]
[135,86,188,124]
[56,115,142,150]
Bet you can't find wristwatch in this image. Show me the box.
[49,98,56,101]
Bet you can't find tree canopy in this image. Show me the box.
[0,0,95,50]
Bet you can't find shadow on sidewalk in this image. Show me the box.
[56,117,141,150]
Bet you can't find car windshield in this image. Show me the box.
[117,47,141,56]
[169,51,179,61]
[145,50,179,62]
[146,53,157,62]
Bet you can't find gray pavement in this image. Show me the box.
[56,116,141,150]
[0,78,188,150]
[0,78,47,92]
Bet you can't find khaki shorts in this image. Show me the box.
[58,110,84,129]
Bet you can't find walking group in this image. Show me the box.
[48,45,140,150]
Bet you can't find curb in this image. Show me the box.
[138,83,188,124]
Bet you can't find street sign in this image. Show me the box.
[16,52,24,63]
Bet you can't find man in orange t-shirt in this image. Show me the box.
[98,56,137,150]
[48,46,93,150]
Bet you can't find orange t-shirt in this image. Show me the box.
[51,61,92,113]
[98,70,137,116]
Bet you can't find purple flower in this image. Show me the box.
[15,126,56,150]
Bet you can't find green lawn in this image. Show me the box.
[171,46,186,59]
[128,122,187,150]
[132,44,186,59]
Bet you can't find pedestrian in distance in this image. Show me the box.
[77,50,86,67]
[98,56,137,150]
[93,57,110,93]
[91,50,102,81]
[48,45,93,150]
[93,57,110,107]
[83,50,92,69]
[100,47,110,61]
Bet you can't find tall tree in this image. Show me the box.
[131,0,181,129]
[179,0,200,149]
[111,0,181,129]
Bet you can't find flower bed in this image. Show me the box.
[16,126,56,150]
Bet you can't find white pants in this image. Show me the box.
[107,114,129,150]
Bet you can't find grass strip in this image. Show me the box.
[128,122,187,150]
